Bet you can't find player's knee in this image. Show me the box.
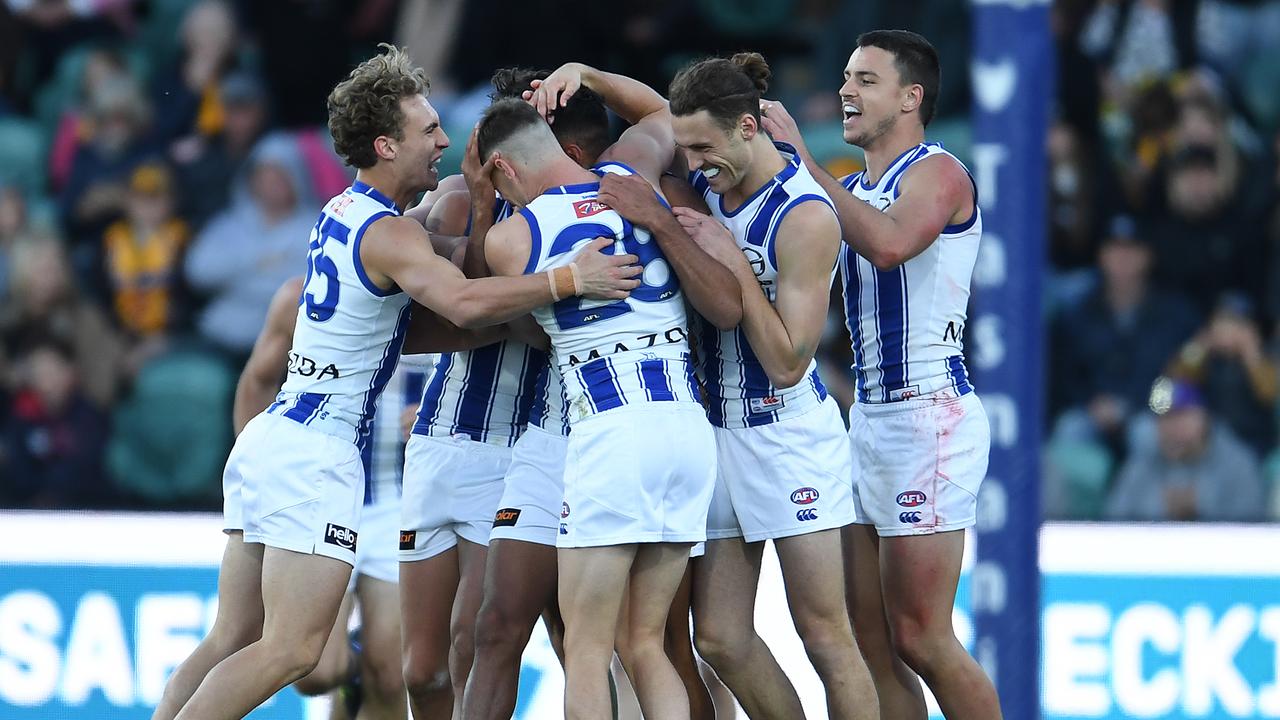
[403,657,451,701]
[692,623,750,670]
[364,656,406,702]
[888,615,942,675]
[472,604,526,655]
[451,618,476,659]
[793,611,856,661]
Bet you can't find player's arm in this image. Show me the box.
[362,215,639,328]
[401,302,509,354]
[678,202,840,387]
[597,172,741,330]
[233,277,302,434]
[659,173,711,214]
[759,100,972,270]
[460,128,499,279]
[404,173,467,228]
[532,63,674,186]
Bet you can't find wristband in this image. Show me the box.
[550,265,576,300]
[569,262,583,295]
[547,269,561,301]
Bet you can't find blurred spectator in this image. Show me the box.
[1166,292,1278,453]
[1049,215,1199,448]
[4,0,135,112]
[184,133,314,360]
[102,163,189,341]
[1105,376,1267,521]
[1265,128,1280,325]
[1197,0,1280,81]
[58,73,161,292]
[0,184,29,298]
[170,71,269,230]
[1079,0,1198,108]
[1,238,123,407]
[152,0,243,143]
[1048,120,1111,275]
[47,46,131,192]
[1142,143,1268,313]
[2,336,109,508]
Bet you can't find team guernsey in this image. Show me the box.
[690,142,834,429]
[225,180,411,565]
[268,180,413,476]
[840,142,981,404]
[412,199,546,447]
[519,161,715,548]
[522,162,701,422]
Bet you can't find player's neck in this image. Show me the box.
[725,135,788,206]
[354,168,417,212]
[530,156,599,197]
[861,128,925,186]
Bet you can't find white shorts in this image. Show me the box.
[489,424,568,547]
[559,403,716,548]
[399,434,511,561]
[707,397,857,542]
[849,391,990,537]
[222,413,364,566]
[352,487,400,586]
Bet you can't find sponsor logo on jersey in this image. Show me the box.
[573,199,608,218]
[399,530,417,550]
[796,508,819,522]
[288,352,340,380]
[565,327,687,366]
[899,511,922,524]
[493,508,522,527]
[790,487,819,505]
[331,196,354,217]
[324,523,358,551]
[749,395,785,415]
[897,491,927,507]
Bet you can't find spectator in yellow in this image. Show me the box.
[103,163,189,338]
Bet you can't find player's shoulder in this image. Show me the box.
[900,149,971,196]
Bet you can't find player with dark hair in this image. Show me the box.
[760,29,1001,720]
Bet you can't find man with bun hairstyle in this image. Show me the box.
[760,29,1001,720]
[670,52,878,720]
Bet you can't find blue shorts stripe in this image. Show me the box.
[580,358,624,413]
[639,358,676,402]
[281,391,326,425]
[948,355,973,395]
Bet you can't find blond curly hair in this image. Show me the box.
[327,43,430,169]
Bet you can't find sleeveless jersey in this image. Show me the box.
[690,142,836,429]
[269,180,413,481]
[366,357,430,504]
[411,199,546,447]
[527,356,570,436]
[840,142,981,404]
[521,162,700,423]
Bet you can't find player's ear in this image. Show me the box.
[902,84,923,115]
[493,155,518,180]
[740,113,759,141]
[374,134,397,162]
[562,143,585,166]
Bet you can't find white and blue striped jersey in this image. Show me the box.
[522,161,700,423]
[269,180,413,480]
[527,357,570,436]
[366,357,430,504]
[690,142,836,428]
[411,199,546,447]
[840,142,981,403]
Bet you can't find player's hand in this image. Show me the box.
[597,173,667,228]
[570,236,642,300]
[673,207,751,278]
[525,63,586,123]
[759,99,804,150]
[461,128,497,202]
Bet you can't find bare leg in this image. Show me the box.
[295,592,356,696]
[665,566,714,720]
[881,531,1002,720]
[447,539,487,719]
[621,543,695,719]
[842,524,927,719]
[774,529,878,720]
[174,547,351,719]
[691,538,804,718]
[400,548,459,720]
[558,545,636,720]
[354,575,407,720]
[151,533,264,720]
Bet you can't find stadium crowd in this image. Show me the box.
[0,0,1277,523]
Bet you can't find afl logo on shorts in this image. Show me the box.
[896,491,926,508]
[324,523,358,551]
[790,487,819,505]
[561,502,571,519]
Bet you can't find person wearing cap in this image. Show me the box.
[102,162,190,341]
[1049,215,1199,454]
[1104,376,1267,522]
